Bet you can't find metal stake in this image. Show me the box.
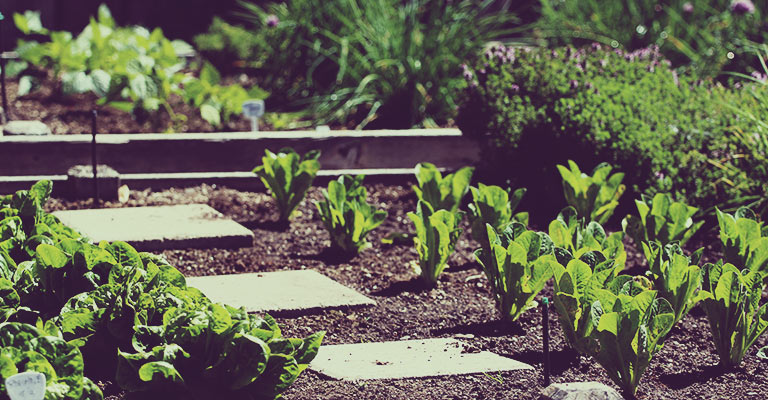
[91,109,99,206]
[542,297,551,387]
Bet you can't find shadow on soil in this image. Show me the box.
[431,319,526,337]
[289,246,357,265]
[240,219,290,232]
[659,364,730,389]
[370,277,433,296]
[512,347,582,374]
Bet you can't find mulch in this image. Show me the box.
[45,182,768,399]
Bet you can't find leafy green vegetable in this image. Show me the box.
[557,160,625,225]
[467,183,527,243]
[253,148,321,222]
[117,304,323,400]
[314,175,387,254]
[622,193,703,248]
[551,258,620,355]
[591,278,675,396]
[716,207,768,275]
[548,207,626,273]
[642,241,703,324]
[408,201,463,287]
[0,322,103,400]
[699,261,768,367]
[413,163,474,214]
[474,224,556,322]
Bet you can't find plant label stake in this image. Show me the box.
[5,371,46,400]
[242,99,265,132]
[91,109,99,207]
[542,297,551,387]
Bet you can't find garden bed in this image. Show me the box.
[46,183,768,400]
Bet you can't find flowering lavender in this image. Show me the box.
[265,14,279,27]
[730,0,756,15]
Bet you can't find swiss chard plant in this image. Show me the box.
[591,278,675,397]
[474,224,556,322]
[551,258,620,355]
[467,183,527,244]
[413,163,474,214]
[557,160,625,225]
[622,193,704,248]
[699,261,768,368]
[314,175,387,254]
[12,6,266,130]
[253,148,321,222]
[0,322,103,400]
[548,207,626,274]
[642,241,703,325]
[716,207,768,275]
[117,304,324,400]
[408,201,463,287]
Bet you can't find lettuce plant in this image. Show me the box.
[253,148,321,222]
[117,304,323,400]
[551,258,619,355]
[467,183,527,243]
[716,207,768,275]
[474,224,556,322]
[408,201,463,287]
[0,322,103,400]
[413,163,474,214]
[314,175,387,254]
[699,261,768,367]
[557,160,625,225]
[642,241,703,324]
[591,278,675,397]
[548,207,626,273]
[622,193,704,248]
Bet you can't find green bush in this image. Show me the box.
[458,44,768,219]
[537,0,768,78]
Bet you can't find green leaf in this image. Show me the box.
[36,244,68,269]
[200,62,221,85]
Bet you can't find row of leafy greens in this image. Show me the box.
[0,180,323,399]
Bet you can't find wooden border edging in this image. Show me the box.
[0,129,477,176]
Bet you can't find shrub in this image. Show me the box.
[458,44,768,219]
[536,0,768,78]
[408,201,463,287]
[314,175,387,254]
[253,148,321,222]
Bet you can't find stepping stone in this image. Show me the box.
[309,338,533,380]
[539,382,623,400]
[3,120,51,136]
[186,270,375,314]
[53,204,253,251]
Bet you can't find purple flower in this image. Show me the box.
[265,14,279,27]
[682,2,694,14]
[751,71,767,81]
[570,80,579,89]
[510,84,520,93]
[591,42,602,52]
[655,171,666,181]
[731,0,755,15]
[462,69,474,81]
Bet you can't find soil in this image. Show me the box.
[45,183,768,400]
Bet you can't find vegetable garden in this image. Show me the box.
[1,1,768,399]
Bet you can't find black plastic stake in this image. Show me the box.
[542,297,551,387]
[91,109,99,207]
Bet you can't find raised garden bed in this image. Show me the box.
[45,183,768,400]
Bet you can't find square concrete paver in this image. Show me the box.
[186,270,376,314]
[53,204,253,251]
[309,338,533,380]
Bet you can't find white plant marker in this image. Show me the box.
[5,371,46,400]
[242,100,265,132]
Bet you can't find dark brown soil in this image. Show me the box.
[46,183,768,400]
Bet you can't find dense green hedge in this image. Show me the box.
[457,44,768,224]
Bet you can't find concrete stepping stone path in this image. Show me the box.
[309,338,533,380]
[53,204,253,251]
[186,270,376,314]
